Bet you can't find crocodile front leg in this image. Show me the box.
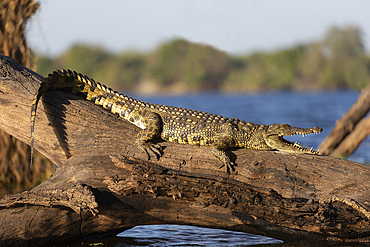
[210,136,235,173]
[135,110,163,160]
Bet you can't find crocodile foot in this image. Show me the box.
[219,161,236,174]
[211,146,236,174]
[136,141,163,160]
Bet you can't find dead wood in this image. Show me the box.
[319,84,370,156]
[1,55,370,246]
[330,115,370,158]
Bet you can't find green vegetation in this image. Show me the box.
[146,39,229,91]
[37,45,146,91]
[224,45,305,91]
[36,25,370,94]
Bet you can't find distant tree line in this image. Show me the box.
[37,25,370,94]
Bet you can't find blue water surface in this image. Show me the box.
[117,224,282,246]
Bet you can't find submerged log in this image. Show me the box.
[1,55,370,246]
[319,84,370,156]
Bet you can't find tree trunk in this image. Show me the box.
[330,115,370,158]
[1,55,370,246]
[318,84,370,156]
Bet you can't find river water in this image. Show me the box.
[31,91,370,245]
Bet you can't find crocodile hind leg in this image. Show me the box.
[210,136,235,173]
[135,111,163,160]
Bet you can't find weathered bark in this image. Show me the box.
[330,115,370,158]
[319,84,370,156]
[1,55,370,246]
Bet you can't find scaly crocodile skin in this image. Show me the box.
[30,69,323,172]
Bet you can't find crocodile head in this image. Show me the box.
[263,123,322,154]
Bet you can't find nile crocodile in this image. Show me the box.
[31,69,322,172]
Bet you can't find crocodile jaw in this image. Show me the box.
[265,135,319,154]
[263,124,322,154]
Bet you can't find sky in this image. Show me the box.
[26,0,370,57]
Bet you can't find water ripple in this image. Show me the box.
[117,224,283,246]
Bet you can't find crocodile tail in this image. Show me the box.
[30,69,91,167]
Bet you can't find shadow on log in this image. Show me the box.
[1,55,370,246]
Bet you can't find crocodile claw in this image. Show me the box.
[137,141,163,160]
[219,161,236,174]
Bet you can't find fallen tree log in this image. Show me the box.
[330,115,370,158]
[1,55,370,246]
[319,84,370,156]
